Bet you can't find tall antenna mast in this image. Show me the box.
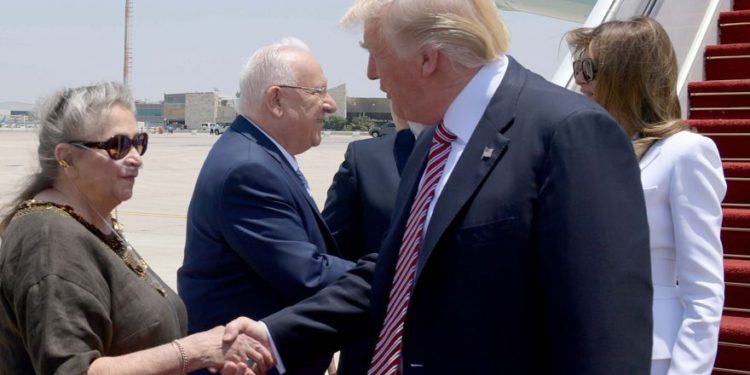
[123,0,133,87]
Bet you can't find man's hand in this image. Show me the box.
[219,317,275,375]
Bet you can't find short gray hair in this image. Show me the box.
[1,81,134,234]
[341,0,509,68]
[237,37,311,116]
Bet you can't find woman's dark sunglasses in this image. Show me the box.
[573,57,598,83]
[70,133,148,160]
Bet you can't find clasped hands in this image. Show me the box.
[211,317,275,375]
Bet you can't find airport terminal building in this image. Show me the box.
[134,83,390,130]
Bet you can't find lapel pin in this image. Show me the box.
[482,146,494,160]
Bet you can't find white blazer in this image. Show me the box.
[640,130,726,375]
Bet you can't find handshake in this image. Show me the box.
[204,317,275,375]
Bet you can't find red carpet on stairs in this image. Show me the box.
[696,2,750,374]
[719,10,750,44]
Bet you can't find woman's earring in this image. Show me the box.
[58,160,70,168]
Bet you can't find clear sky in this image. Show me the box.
[0,1,579,104]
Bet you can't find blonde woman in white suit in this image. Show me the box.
[568,17,727,375]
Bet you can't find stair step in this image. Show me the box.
[724,207,750,257]
[727,271,750,310]
[690,120,750,159]
[689,80,750,119]
[738,0,750,11]
[727,177,750,205]
[725,207,750,227]
[721,314,750,345]
[690,80,750,93]
[716,314,750,370]
[713,368,750,375]
[722,9,750,23]
[725,162,750,178]
[691,119,750,133]
[716,341,750,372]
[714,134,750,159]
[724,228,750,258]
[706,44,750,80]
[727,259,750,283]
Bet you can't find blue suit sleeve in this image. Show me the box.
[219,161,355,304]
[536,110,653,373]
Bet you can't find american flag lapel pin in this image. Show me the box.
[482,146,494,160]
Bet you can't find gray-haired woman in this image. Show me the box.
[0,82,271,375]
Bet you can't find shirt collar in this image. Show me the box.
[242,114,300,171]
[442,55,508,144]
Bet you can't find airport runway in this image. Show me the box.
[0,129,363,289]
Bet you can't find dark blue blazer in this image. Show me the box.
[322,129,415,260]
[263,57,653,374]
[177,116,354,374]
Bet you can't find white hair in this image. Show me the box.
[237,37,312,116]
[2,82,134,233]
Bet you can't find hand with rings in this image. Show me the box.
[213,333,274,375]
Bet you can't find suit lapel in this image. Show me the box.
[414,58,525,280]
[231,116,341,256]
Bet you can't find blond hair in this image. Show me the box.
[567,17,687,159]
[342,0,510,68]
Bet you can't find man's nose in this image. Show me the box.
[367,54,378,80]
[324,95,337,113]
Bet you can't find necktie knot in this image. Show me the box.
[433,122,456,145]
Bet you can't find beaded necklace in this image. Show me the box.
[13,200,166,296]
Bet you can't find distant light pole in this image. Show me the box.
[123,0,133,88]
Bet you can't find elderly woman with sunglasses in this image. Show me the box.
[0,82,272,375]
[567,17,726,375]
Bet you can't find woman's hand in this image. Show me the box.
[180,326,274,374]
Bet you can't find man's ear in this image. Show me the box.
[264,86,284,118]
[421,48,440,77]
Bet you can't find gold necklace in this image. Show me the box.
[13,200,166,296]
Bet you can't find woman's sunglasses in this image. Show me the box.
[70,132,149,160]
[573,57,598,83]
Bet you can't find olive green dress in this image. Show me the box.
[0,201,187,374]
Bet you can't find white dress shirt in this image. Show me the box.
[423,55,508,230]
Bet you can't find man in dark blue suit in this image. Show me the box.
[220,1,653,374]
[322,115,416,261]
[177,37,354,375]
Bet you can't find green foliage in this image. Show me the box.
[349,115,376,131]
[323,115,348,131]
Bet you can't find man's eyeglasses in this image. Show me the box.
[70,133,148,160]
[573,57,598,83]
[278,85,328,96]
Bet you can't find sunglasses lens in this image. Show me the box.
[106,135,129,160]
[135,133,148,156]
[582,59,596,82]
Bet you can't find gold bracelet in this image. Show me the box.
[171,339,188,374]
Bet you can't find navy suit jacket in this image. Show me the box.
[263,57,653,374]
[322,129,415,260]
[177,116,354,374]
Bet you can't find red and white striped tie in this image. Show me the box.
[368,123,456,374]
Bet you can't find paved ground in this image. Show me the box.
[0,128,364,289]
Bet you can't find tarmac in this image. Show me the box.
[0,128,361,289]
